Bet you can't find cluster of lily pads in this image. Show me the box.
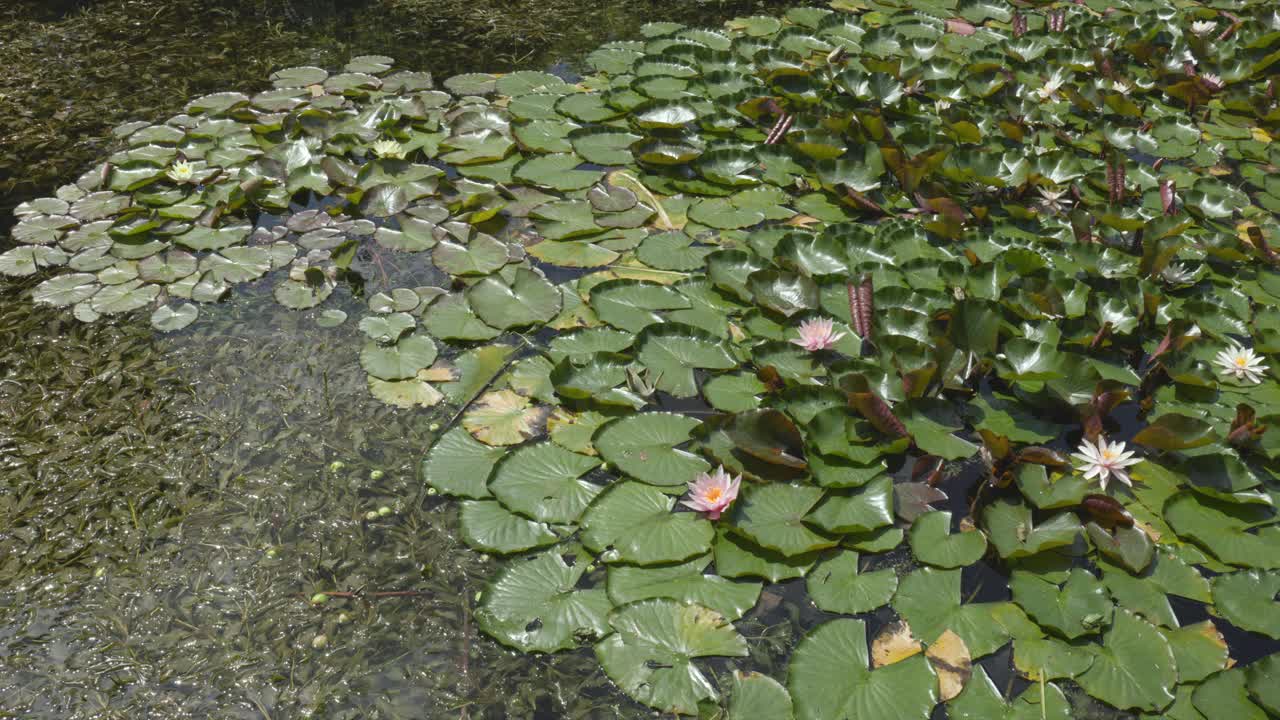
[6,0,1280,717]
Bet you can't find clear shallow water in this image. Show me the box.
[0,2,797,717]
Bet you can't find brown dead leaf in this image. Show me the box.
[925,629,972,701]
[871,620,922,667]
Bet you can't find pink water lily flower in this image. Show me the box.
[680,466,741,520]
[791,317,846,352]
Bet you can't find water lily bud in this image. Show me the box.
[428,422,441,432]
[365,510,379,521]
[426,487,438,496]
[474,591,483,602]
[337,612,350,624]
[311,634,328,649]
[329,461,345,472]
[377,506,392,517]
[94,566,107,578]
[310,593,329,605]
[370,469,385,480]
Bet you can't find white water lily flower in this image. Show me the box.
[1214,344,1270,384]
[1035,73,1066,101]
[167,160,194,183]
[1111,79,1133,96]
[1073,436,1141,492]
[1190,20,1217,37]
[1035,186,1072,215]
[1159,263,1196,285]
[1201,73,1224,91]
[935,98,953,112]
[371,139,405,159]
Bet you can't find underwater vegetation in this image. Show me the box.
[4,0,1280,718]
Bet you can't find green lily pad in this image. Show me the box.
[1211,571,1280,639]
[593,412,709,487]
[634,322,737,397]
[487,442,603,524]
[788,618,938,720]
[477,547,610,653]
[1075,609,1178,713]
[948,665,1070,720]
[460,500,561,554]
[909,511,988,568]
[713,529,817,583]
[581,481,713,565]
[513,153,603,191]
[150,302,198,332]
[892,567,1023,657]
[31,273,100,307]
[595,599,748,715]
[983,497,1081,559]
[1010,569,1112,639]
[359,334,438,381]
[805,550,898,615]
[589,279,691,332]
[607,555,761,621]
[422,426,505,499]
[726,671,794,720]
[466,267,561,330]
[729,483,836,557]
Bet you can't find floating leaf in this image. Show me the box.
[593,413,708,487]
[1075,610,1177,713]
[422,427,505,499]
[477,548,610,653]
[581,481,713,565]
[805,551,898,615]
[460,500,560,554]
[595,599,747,715]
[788,618,938,720]
[487,442,602,524]
[607,555,761,621]
[909,511,988,568]
[463,390,550,447]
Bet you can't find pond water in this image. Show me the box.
[0,2,796,717]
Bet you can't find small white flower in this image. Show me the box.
[371,139,405,159]
[1190,20,1217,37]
[1111,79,1133,96]
[167,160,194,183]
[1201,73,1224,91]
[1035,73,1066,101]
[935,98,953,112]
[1073,436,1141,492]
[1213,344,1270,384]
[1035,186,1072,215]
[1159,263,1197,285]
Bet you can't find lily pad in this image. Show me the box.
[909,511,988,568]
[581,481,714,565]
[805,551,898,615]
[788,618,938,720]
[593,412,709,487]
[477,547,610,653]
[487,442,602,524]
[595,599,748,715]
